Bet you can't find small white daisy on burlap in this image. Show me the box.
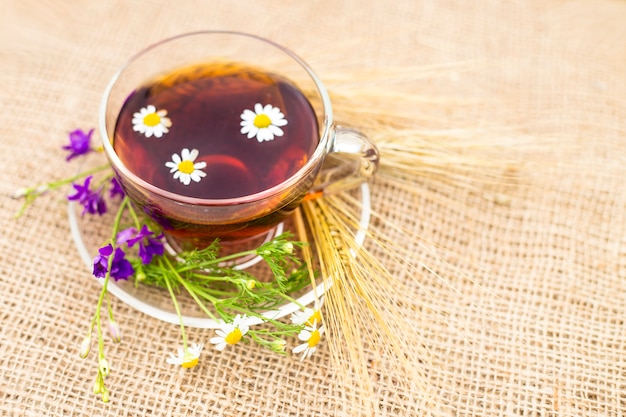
[166,343,204,368]
[210,315,249,351]
[293,320,325,361]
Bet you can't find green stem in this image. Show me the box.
[163,256,219,321]
[125,202,142,229]
[15,163,111,217]
[94,197,128,357]
[163,270,188,350]
[49,163,111,190]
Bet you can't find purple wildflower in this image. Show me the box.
[83,190,107,215]
[109,177,125,200]
[126,225,153,247]
[110,247,134,281]
[68,175,107,216]
[93,244,114,278]
[68,175,94,202]
[116,227,137,245]
[63,128,93,161]
[91,244,134,281]
[119,224,165,264]
[138,234,165,264]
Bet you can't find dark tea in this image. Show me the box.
[113,62,319,200]
[111,62,320,247]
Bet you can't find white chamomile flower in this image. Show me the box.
[166,343,203,368]
[165,148,207,186]
[240,103,288,142]
[293,320,325,361]
[291,298,324,326]
[210,315,249,351]
[132,105,172,138]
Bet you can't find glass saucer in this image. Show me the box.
[68,183,371,329]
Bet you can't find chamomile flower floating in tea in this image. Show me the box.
[132,104,172,138]
[240,103,288,142]
[166,343,204,368]
[210,315,250,351]
[293,320,325,361]
[165,148,207,185]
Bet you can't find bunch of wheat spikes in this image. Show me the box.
[297,64,527,412]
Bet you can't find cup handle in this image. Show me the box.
[309,126,380,197]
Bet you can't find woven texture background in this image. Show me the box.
[2,0,626,415]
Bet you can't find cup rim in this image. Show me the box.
[99,30,334,206]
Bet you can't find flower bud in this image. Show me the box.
[271,339,287,353]
[79,335,92,359]
[108,321,121,343]
[93,376,104,395]
[101,388,110,403]
[281,242,294,254]
[98,357,110,377]
[135,268,147,282]
[246,279,256,290]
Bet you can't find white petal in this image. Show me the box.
[181,148,190,160]
[273,117,288,127]
[153,129,163,138]
[173,171,182,180]
[241,109,256,120]
[210,336,224,344]
[146,105,156,113]
[188,149,199,161]
[132,124,145,133]
[165,163,177,173]
[181,174,191,185]
[194,161,207,170]
[257,129,273,142]
[254,103,264,114]
[171,153,181,164]
[293,343,307,354]
[166,356,181,365]
[298,330,312,341]
[247,128,258,139]
[190,172,202,183]
[263,104,273,114]
[268,125,284,137]
[304,346,315,359]
[162,117,172,128]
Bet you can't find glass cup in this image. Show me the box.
[100,31,379,250]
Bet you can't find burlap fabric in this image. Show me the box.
[2,1,626,415]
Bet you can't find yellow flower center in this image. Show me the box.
[307,329,321,348]
[177,160,195,174]
[225,328,243,345]
[181,353,199,369]
[307,310,322,326]
[143,112,161,127]
[253,113,272,128]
